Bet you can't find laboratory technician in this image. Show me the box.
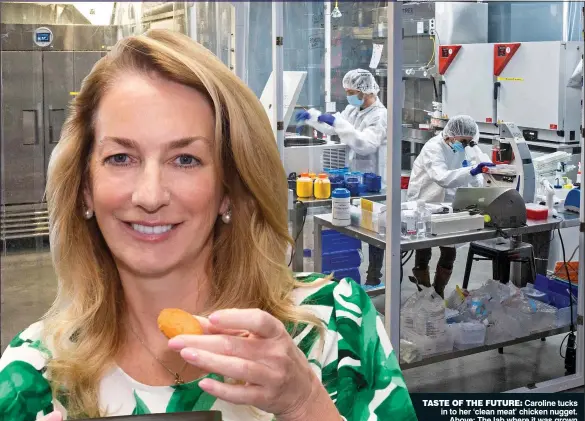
[407,115,494,297]
[296,69,387,286]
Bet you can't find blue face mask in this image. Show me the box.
[451,141,465,153]
[347,94,364,107]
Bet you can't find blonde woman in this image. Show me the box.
[0,30,416,421]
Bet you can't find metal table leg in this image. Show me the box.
[291,202,305,272]
[314,218,323,273]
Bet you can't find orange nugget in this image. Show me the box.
[158,308,203,339]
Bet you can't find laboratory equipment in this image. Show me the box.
[259,71,307,135]
[401,210,418,238]
[539,179,556,216]
[296,173,313,198]
[564,189,581,213]
[441,41,582,146]
[364,173,382,193]
[533,152,575,179]
[345,178,360,196]
[331,188,351,227]
[313,174,331,199]
[481,164,519,190]
[344,171,364,185]
[283,140,348,177]
[358,199,386,234]
[429,212,485,236]
[452,187,527,229]
[525,203,549,220]
[493,122,536,203]
[416,202,432,239]
[532,151,575,198]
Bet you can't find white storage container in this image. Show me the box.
[449,322,486,350]
[430,212,485,235]
[402,330,454,357]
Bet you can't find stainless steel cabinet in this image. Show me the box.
[1,24,113,240]
[1,50,105,206]
[42,51,104,171]
[1,51,45,205]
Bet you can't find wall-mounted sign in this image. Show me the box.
[33,27,53,47]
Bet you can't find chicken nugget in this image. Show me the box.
[158,308,203,338]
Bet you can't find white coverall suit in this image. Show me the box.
[305,99,387,284]
[307,98,387,182]
[406,132,490,297]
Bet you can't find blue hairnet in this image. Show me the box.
[443,115,479,140]
[342,69,380,95]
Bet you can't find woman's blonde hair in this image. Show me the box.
[44,29,325,418]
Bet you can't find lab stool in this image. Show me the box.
[462,238,536,290]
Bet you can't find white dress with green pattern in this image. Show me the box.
[0,275,417,420]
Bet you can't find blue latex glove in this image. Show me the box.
[470,162,495,176]
[317,113,336,126]
[295,110,311,123]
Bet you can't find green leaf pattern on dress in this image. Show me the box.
[0,274,417,420]
[165,374,222,413]
[132,390,151,415]
[0,361,53,421]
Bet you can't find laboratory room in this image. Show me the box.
[0,1,583,419]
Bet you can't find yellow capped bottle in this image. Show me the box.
[296,172,314,198]
[314,173,331,199]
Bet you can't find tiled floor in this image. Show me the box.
[1,242,582,394]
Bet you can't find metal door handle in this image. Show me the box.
[493,82,501,100]
[22,109,39,145]
[49,107,65,144]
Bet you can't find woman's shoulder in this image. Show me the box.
[0,321,56,419]
[1,321,52,366]
[292,272,375,316]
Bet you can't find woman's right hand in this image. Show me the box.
[39,410,62,421]
[193,316,249,337]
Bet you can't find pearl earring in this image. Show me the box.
[84,209,94,220]
[221,210,232,224]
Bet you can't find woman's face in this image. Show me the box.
[85,72,228,277]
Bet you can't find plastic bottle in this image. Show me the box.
[416,201,432,239]
[296,173,313,198]
[401,209,417,238]
[332,188,351,227]
[314,173,331,199]
[575,162,582,188]
[345,177,360,196]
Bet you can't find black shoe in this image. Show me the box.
[365,279,382,286]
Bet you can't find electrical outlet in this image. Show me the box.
[429,18,436,36]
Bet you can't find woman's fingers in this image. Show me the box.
[198,378,264,406]
[192,315,249,336]
[180,347,277,386]
[39,411,62,421]
[168,333,264,362]
[208,309,284,339]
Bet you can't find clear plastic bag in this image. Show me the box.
[484,310,522,345]
[401,328,454,358]
[502,292,557,334]
[400,288,447,337]
[399,338,422,364]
